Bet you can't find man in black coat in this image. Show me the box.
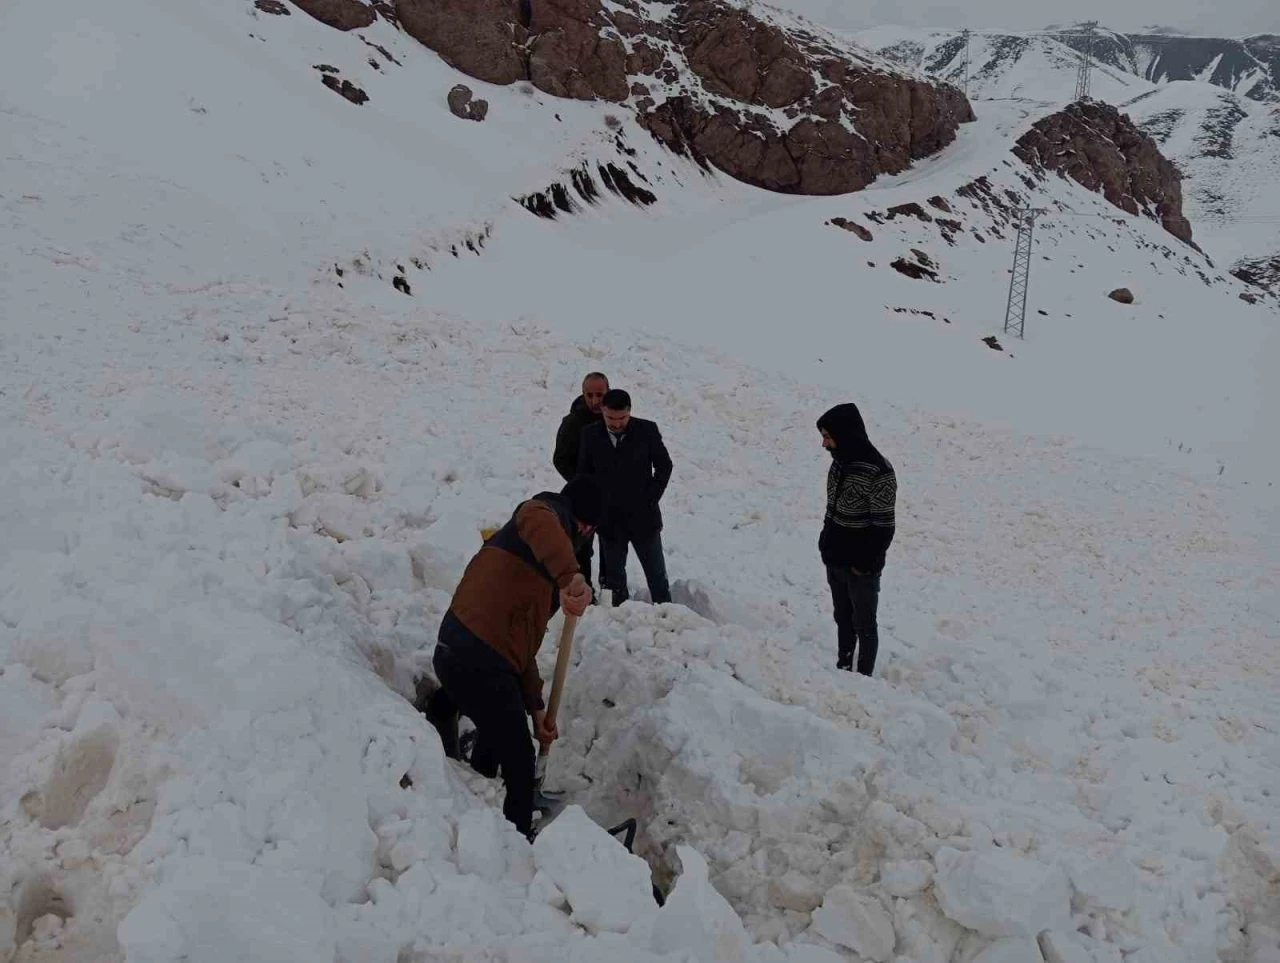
[553,372,609,592]
[577,388,673,606]
[817,403,897,675]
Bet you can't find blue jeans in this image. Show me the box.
[601,531,671,605]
[826,566,881,675]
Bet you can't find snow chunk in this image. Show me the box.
[881,858,935,897]
[1039,929,1098,963]
[768,870,824,912]
[532,805,656,934]
[811,885,896,962]
[650,845,749,962]
[934,847,1071,938]
[973,936,1045,963]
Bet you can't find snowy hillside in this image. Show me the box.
[851,26,1159,105]
[853,26,1280,294]
[848,24,1280,105]
[2,0,1279,962]
[1123,82,1280,289]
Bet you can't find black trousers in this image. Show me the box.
[575,530,607,592]
[427,613,535,835]
[825,566,882,675]
[600,530,671,605]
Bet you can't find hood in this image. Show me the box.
[569,395,588,414]
[817,403,882,465]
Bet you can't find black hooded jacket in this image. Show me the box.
[817,404,897,572]
[554,396,602,482]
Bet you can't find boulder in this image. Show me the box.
[289,0,376,29]
[447,84,490,121]
[1013,101,1192,243]
[1108,287,1135,304]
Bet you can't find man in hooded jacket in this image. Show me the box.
[553,372,609,594]
[425,477,600,837]
[817,403,897,674]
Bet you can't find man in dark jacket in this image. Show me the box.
[553,372,609,593]
[817,403,897,675]
[577,389,673,606]
[424,477,600,837]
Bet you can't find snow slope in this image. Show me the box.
[1124,82,1280,277]
[1,0,1278,962]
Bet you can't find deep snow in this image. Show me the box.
[1,0,1278,961]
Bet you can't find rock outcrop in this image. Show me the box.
[1231,254,1280,298]
[392,0,973,195]
[290,0,377,30]
[1013,101,1192,244]
[1108,287,1135,304]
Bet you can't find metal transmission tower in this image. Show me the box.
[1002,209,1047,339]
[1073,21,1099,102]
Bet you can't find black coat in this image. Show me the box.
[553,397,601,482]
[576,418,673,538]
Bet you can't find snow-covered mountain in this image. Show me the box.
[1,0,1277,962]
[855,26,1280,294]
[1121,82,1280,292]
[852,25,1280,104]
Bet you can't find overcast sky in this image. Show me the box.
[799,0,1278,37]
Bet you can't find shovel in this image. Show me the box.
[532,612,577,812]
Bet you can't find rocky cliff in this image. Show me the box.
[1013,101,1192,244]
[386,0,973,194]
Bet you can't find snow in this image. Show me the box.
[933,847,1072,938]
[810,885,896,960]
[532,806,656,935]
[0,0,1278,961]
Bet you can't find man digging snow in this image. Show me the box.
[425,477,601,837]
[818,403,897,675]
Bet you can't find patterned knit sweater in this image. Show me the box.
[819,457,897,572]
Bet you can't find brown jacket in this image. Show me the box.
[449,498,579,712]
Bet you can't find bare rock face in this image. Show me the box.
[290,0,376,30]
[398,0,528,85]
[528,0,630,101]
[1014,101,1193,244]
[637,1,973,194]
[1231,254,1280,298]
[389,0,973,196]
[1108,287,1135,304]
[448,83,490,121]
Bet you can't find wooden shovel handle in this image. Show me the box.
[544,614,578,729]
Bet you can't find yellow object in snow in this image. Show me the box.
[479,526,500,543]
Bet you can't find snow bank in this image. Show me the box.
[0,0,1277,959]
